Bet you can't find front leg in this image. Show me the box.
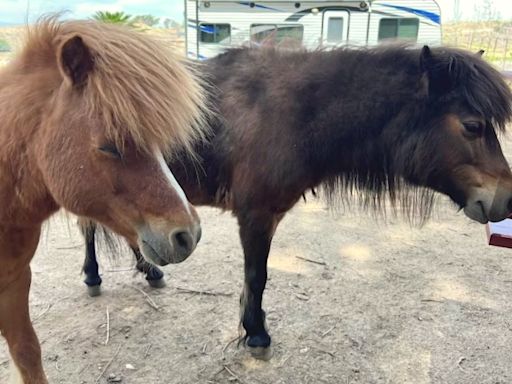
[132,247,166,288]
[0,227,47,383]
[238,210,282,360]
[81,222,102,297]
[1,267,46,384]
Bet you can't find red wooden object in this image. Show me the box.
[487,218,512,248]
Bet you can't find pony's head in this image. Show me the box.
[26,18,209,265]
[398,46,512,223]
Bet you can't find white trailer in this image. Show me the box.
[185,0,441,60]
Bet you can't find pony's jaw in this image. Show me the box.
[463,183,512,223]
[136,222,201,266]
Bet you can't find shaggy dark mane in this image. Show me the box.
[425,46,512,131]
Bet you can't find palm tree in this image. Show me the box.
[92,11,132,24]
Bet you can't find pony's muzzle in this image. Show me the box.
[463,182,512,223]
[137,224,201,266]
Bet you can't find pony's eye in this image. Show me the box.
[462,121,484,137]
[98,144,122,159]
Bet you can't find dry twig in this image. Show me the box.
[223,365,247,384]
[33,303,53,323]
[105,306,110,345]
[56,244,82,250]
[321,325,335,338]
[131,286,160,310]
[175,287,233,297]
[144,344,152,359]
[295,255,327,266]
[310,345,336,357]
[94,344,122,384]
[222,336,239,354]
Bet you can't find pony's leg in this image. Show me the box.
[81,223,102,297]
[238,210,282,360]
[133,247,166,288]
[0,266,47,383]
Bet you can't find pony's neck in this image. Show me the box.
[300,49,424,183]
[0,62,60,224]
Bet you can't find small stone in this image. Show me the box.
[125,364,135,370]
[321,271,334,280]
[107,374,122,383]
[295,293,310,301]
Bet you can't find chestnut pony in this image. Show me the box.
[0,17,209,383]
[83,45,512,359]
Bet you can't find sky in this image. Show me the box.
[1,0,185,25]
[1,0,511,25]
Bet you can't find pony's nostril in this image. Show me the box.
[170,230,195,255]
[507,197,512,214]
[196,226,202,244]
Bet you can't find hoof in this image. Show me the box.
[147,277,166,289]
[87,285,102,297]
[247,345,273,361]
[245,333,272,360]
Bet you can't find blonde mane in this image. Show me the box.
[22,15,211,155]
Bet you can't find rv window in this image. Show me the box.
[199,24,231,44]
[276,25,304,42]
[250,24,303,45]
[327,17,344,42]
[251,24,277,44]
[378,18,419,41]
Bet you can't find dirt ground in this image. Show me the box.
[1,137,512,384]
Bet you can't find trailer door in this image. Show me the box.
[322,10,349,47]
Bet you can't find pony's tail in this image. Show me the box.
[77,218,127,266]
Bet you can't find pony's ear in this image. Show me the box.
[420,45,457,97]
[476,49,485,57]
[58,35,93,87]
[419,45,432,73]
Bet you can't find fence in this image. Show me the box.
[443,23,512,70]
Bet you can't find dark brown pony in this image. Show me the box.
[0,17,210,383]
[83,45,512,359]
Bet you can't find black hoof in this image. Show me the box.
[87,284,102,297]
[146,268,164,281]
[246,333,272,360]
[246,344,273,361]
[147,277,166,289]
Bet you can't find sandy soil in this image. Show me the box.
[1,137,512,384]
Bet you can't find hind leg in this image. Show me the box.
[81,223,102,297]
[133,247,166,288]
[238,209,282,360]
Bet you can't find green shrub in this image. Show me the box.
[0,39,10,52]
